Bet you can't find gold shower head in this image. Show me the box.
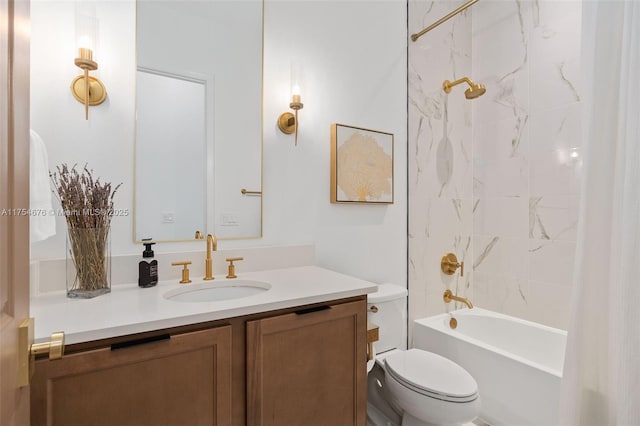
[443,77,486,100]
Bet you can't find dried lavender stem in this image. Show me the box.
[50,164,121,294]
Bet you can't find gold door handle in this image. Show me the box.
[18,318,65,387]
[31,332,65,359]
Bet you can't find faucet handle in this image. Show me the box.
[194,230,204,239]
[171,261,192,284]
[441,253,464,277]
[225,257,244,279]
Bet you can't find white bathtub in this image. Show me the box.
[413,308,567,426]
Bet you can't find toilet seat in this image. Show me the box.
[384,349,478,403]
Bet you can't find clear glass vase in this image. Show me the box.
[66,227,111,298]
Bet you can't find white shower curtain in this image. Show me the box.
[559,1,640,425]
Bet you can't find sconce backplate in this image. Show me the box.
[277,112,296,134]
[70,75,107,106]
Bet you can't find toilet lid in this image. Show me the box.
[384,349,478,402]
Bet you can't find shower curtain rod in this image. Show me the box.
[411,0,479,42]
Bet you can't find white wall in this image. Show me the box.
[263,0,407,285]
[30,0,138,258]
[30,0,407,289]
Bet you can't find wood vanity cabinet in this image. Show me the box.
[30,296,367,426]
[30,325,233,426]
[246,299,367,426]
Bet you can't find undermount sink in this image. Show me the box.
[163,280,271,303]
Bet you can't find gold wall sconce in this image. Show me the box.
[277,64,304,146]
[70,7,106,120]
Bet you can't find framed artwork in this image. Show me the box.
[330,123,394,204]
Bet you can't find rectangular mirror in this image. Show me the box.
[135,0,263,241]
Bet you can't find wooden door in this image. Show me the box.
[246,299,367,426]
[31,326,233,426]
[0,0,31,424]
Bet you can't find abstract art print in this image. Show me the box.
[330,123,394,204]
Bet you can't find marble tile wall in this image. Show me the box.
[408,0,582,334]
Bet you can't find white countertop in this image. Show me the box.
[31,265,378,345]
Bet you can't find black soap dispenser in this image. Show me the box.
[139,239,158,288]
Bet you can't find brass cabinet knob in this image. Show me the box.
[225,257,244,279]
[171,261,192,284]
[441,253,464,276]
[369,305,379,313]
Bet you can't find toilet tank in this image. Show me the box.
[367,284,408,353]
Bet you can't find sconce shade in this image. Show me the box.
[75,3,98,51]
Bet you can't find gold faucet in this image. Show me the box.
[204,234,217,280]
[443,289,473,309]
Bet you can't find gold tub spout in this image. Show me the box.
[443,289,473,309]
[204,234,217,280]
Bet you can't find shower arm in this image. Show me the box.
[443,77,474,93]
[411,0,479,42]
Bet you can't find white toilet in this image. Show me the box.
[367,284,480,426]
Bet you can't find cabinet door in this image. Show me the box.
[31,326,232,426]
[247,299,367,426]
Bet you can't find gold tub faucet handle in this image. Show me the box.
[441,253,464,276]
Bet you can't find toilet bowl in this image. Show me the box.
[382,349,480,426]
[367,284,481,426]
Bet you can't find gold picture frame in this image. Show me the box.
[330,123,394,204]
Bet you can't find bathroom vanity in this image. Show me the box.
[29,266,376,426]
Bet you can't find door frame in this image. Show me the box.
[0,0,31,424]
